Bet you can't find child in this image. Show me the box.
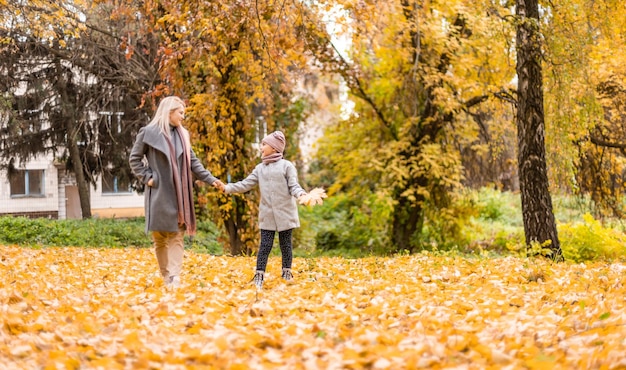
[218,131,306,288]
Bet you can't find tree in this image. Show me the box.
[543,0,626,218]
[149,1,312,254]
[515,0,562,259]
[0,1,162,218]
[303,0,516,251]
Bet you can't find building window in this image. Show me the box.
[102,172,131,194]
[10,169,45,197]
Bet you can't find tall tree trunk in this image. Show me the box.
[66,117,92,219]
[59,76,92,219]
[515,0,562,260]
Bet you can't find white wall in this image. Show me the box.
[0,154,59,214]
[0,152,144,218]
[91,177,144,218]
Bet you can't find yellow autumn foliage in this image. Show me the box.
[1,246,624,369]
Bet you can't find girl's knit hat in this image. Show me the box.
[262,131,286,153]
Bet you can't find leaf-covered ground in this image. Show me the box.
[1,246,625,369]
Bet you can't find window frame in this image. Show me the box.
[10,169,45,198]
[101,172,132,195]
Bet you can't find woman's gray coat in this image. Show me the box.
[129,125,218,233]
[225,159,306,232]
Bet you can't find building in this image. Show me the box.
[0,153,144,219]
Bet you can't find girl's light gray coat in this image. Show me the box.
[129,125,218,233]
[225,159,306,232]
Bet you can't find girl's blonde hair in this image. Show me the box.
[148,96,185,136]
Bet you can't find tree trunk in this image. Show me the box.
[515,0,562,260]
[391,193,424,252]
[58,75,92,220]
[223,196,251,256]
[224,218,241,256]
[66,117,92,219]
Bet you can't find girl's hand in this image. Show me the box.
[213,180,226,192]
[298,188,327,206]
[147,179,154,187]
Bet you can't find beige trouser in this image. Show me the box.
[152,225,185,280]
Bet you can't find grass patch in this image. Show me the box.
[0,216,150,248]
[3,187,625,263]
[0,215,224,254]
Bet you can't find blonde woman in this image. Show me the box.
[129,96,223,288]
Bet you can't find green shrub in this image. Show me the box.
[453,188,525,255]
[188,219,223,254]
[472,187,522,225]
[0,216,152,248]
[419,189,479,252]
[0,216,217,251]
[315,230,340,251]
[495,230,525,251]
[299,191,393,256]
[558,213,626,262]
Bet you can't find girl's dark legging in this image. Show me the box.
[256,229,293,272]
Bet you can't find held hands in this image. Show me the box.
[212,180,226,192]
[298,187,328,206]
[195,179,226,192]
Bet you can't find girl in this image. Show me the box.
[220,131,306,288]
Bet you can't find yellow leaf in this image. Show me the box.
[215,336,229,352]
[299,187,328,206]
[123,331,143,349]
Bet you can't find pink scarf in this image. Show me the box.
[262,152,283,165]
[164,126,196,235]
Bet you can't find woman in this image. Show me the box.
[129,96,223,288]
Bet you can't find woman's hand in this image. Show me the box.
[213,180,226,192]
[147,178,154,187]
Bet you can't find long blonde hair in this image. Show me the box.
[148,96,186,136]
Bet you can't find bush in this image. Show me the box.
[419,190,477,252]
[188,219,223,255]
[558,213,626,262]
[299,191,393,256]
[315,230,340,251]
[0,216,151,248]
[456,188,525,252]
[0,216,221,252]
[472,187,522,225]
